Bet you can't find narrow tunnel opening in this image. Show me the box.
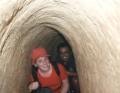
[0,24,81,93]
[29,26,80,93]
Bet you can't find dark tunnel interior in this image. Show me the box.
[28,27,80,93]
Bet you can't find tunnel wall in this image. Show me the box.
[0,0,120,93]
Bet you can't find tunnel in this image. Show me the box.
[0,0,120,93]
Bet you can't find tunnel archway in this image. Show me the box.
[0,2,83,93]
[0,22,81,93]
[0,0,120,93]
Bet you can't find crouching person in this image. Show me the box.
[28,48,69,93]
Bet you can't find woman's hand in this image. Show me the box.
[28,81,39,91]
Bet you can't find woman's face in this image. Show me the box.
[36,56,50,72]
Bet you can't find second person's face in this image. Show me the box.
[59,47,71,62]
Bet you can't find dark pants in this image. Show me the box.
[68,76,80,93]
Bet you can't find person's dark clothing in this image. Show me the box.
[57,56,80,93]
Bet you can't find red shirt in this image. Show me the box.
[30,64,68,93]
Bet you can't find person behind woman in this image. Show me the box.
[28,48,69,93]
[57,43,80,93]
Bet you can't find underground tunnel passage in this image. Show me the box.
[0,0,120,93]
[28,27,80,93]
[0,24,81,93]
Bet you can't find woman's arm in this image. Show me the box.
[61,78,69,93]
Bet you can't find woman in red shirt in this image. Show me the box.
[28,48,69,93]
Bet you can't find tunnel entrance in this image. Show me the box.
[0,22,81,93]
[30,27,80,93]
[1,0,120,93]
